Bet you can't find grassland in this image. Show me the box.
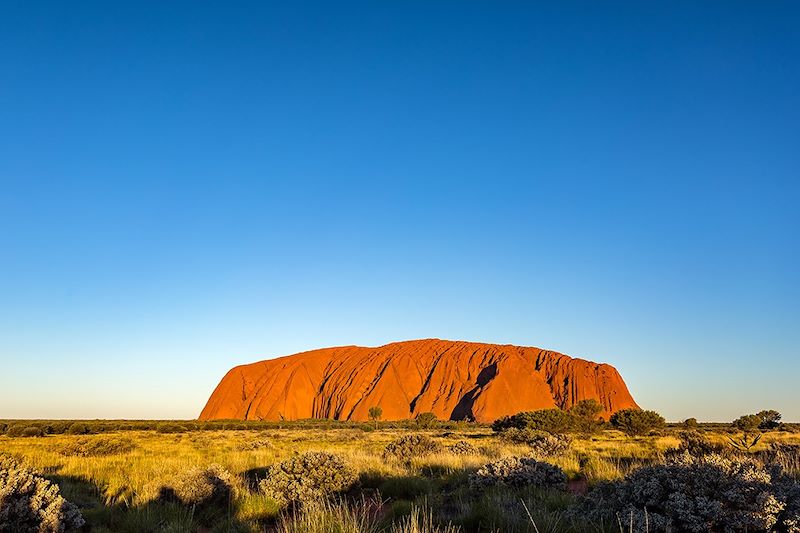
[2,422,800,532]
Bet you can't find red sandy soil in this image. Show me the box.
[199,339,639,423]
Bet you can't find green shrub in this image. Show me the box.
[21,427,45,438]
[383,435,442,460]
[569,399,604,434]
[498,428,571,457]
[415,412,438,428]
[0,455,85,532]
[368,407,383,429]
[447,440,478,455]
[59,437,136,457]
[491,409,574,434]
[6,425,45,438]
[259,452,357,505]
[157,423,189,434]
[733,414,763,432]
[168,464,234,508]
[683,417,699,429]
[65,422,91,435]
[569,453,799,532]
[609,408,665,436]
[5,425,26,437]
[469,456,567,491]
[757,410,783,431]
[44,421,73,434]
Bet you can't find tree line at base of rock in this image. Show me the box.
[0,407,788,438]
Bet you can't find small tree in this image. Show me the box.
[492,409,574,435]
[415,412,438,428]
[610,408,665,436]
[756,410,782,431]
[733,414,762,432]
[368,406,383,429]
[683,417,699,429]
[569,399,604,434]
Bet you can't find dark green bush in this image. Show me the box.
[569,399,604,434]
[757,410,783,431]
[491,409,574,434]
[448,440,478,455]
[415,412,438,428]
[157,423,189,434]
[59,437,137,457]
[469,456,567,491]
[498,428,571,457]
[6,425,44,438]
[733,414,763,432]
[65,423,91,435]
[20,427,45,438]
[167,464,234,509]
[609,408,665,436]
[46,421,74,434]
[383,435,442,460]
[259,452,357,504]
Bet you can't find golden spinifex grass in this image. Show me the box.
[2,427,799,532]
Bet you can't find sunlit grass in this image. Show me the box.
[3,426,800,531]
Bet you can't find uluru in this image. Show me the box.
[199,339,639,423]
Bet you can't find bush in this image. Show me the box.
[167,464,234,508]
[20,427,46,438]
[59,437,136,457]
[469,456,567,492]
[569,453,800,532]
[65,423,91,435]
[0,455,85,532]
[368,407,383,428]
[733,414,763,432]
[498,428,571,457]
[569,399,604,434]
[415,412,438,428]
[5,425,45,438]
[383,435,442,460]
[157,423,189,434]
[683,417,699,429]
[609,408,665,436]
[259,452,358,505]
[758,410,783,431]
[448,440,478,455]
[491,409,574,434]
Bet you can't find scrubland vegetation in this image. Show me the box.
[2,408,800,532]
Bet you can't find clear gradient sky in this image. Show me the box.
[1,2,798,422]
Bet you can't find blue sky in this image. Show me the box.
[1,2,798,421]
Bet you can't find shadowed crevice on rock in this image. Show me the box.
[449,363,498,421]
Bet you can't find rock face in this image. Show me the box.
[199,339,639,423]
